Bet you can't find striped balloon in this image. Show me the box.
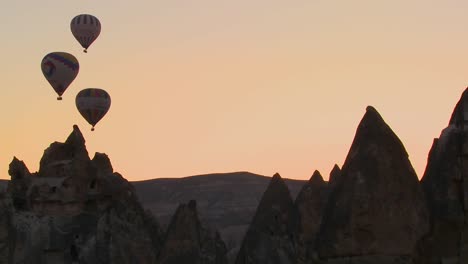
[41,52,79,100]
[76,88,111,131]
[70,14,101,53]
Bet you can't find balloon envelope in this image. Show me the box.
[41,52,79,100]
[76,88,111,130]
[70,14,101,52]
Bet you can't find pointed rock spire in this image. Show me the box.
[158,200,228,264]
[418,88,468,262]
[8,157,31,181]
[65,125,86,148]
[448,87,468,126]
[8,157,32,210]
[317,106,429,260]
[38,125,91,179]
[92,152,113,175]
[328,164,341,186]
[309,170,324,185]
[235,173,297,264]
[295,170,328,263]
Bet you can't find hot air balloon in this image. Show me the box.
[70,14,101,53]
[41,52,79,100]
[76,88,111,131]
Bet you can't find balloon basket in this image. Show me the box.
[83,49,88,53]
[91,127,95,131]
[57,96,62,100]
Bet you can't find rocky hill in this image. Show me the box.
[132,172,305,229]
[157,200,228,264]
[235,173,298,264]
[316,106,429,263]
[1,170,306,263]
[0,125,228,264]
[132,172,306,260]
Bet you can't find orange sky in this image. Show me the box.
[2,1,468,181]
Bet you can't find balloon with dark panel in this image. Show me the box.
[75,88,111,131]
[70,14,101,53]
[41,52,79,100]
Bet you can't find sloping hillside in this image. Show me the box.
[132,172,305,228]
[132,171,306,258]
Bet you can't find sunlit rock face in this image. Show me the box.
[235,173,298,264]
[418,88,468,263]
[316,106,429,263]
[2,125,163,264]
[157,200,228,264]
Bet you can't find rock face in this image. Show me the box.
[294,170,327,263]
[235,173,298,264]
[3,125,163,264]
[418,88,468,263]
[8,157,32,210]
[328,164,341,187]
[316,106,429,263]
[132,172,306,262]
[0,197,12,263]
[157,200,228,264]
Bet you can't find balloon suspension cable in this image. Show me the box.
[83,49,88,53]
[91,127,95,131]
[57,96,62,101]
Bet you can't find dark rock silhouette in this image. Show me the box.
[157,200,228,264]
[316,106,429,263]
[328,164,341,187]
[10,97,468,263]
[2,125,163,264]
[294,170,327,263]
[418,88,468,263]
[235,173,298,264]
[0,197,12,263]
[8,157,32,210]
[132,172,306,261]
[92,152,114,176]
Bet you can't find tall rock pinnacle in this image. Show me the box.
[317,106,429,261]
[328,164,341,187]
[294,170,327,263]
[419,87,468,263]
[158,200,228,264]
[235,173,298,264]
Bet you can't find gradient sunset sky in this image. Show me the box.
[1,0,468,181]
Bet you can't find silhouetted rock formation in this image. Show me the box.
[418,88,468,263]
[157,200,228,264]
[317,106,429,263]
[132,172,306,262]
[2,125,163,264]
[8,157,32,210]
[328,164,341,187]
[295,170,327,263]
[0,198,12,263]
[235,173,298,264]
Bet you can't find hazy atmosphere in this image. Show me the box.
[2,0,468,181]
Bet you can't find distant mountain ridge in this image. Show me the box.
[132,172,305,226]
